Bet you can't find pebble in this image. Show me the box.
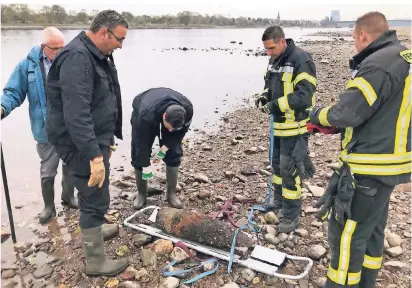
[132,234,152,247]
[152,239,174,255]
[386,233,402,247]
[221,283,240,288]
[170,247,190,263]
[241,268,256,282]
[33,264,53,279]
[264,212,278,224]
[134,268,150,282]
[295,228,309,237]
[314,277,327,287]
[308,185,325,197]
[311,221,323,228]
[384,261,409,272]
[278,233,288,242]
[160,277,180,288]
[264,234,280,245]
[140,249,157,267]
[385,246,403,257]
[1,270,16,279]
[118,281,141,288]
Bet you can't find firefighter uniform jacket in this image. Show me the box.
[310,30,411,186]
[264,39,317,137]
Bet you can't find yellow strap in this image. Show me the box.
[363,255,383,270]
[319,106,332,127]
[342,151,411,164]
[274,118,309,130]
[346,77,378,106]
[394,73,411,154]
[344,161,411,176]
[274,126,308,137]
[294,72,317,86]
[282,187,301,200]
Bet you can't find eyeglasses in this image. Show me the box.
[44,44,63,52]
[108,29,125,43]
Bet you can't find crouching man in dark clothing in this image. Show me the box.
[131,87,193,210]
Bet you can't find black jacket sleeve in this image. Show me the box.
[310,64,387,128]
[60,51,101,160]
[277,59,317,112]
[134,117,157,168]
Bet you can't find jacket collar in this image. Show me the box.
[78,31,106,60]
[27,45,42,63]
[275,38,295,65]
[350,30,399,69]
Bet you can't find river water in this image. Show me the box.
[0,27,350,261]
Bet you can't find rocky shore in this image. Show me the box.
[1,31,411,288]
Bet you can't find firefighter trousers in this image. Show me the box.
[271,136,307,220]
[325,176,395,288]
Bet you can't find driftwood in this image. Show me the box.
[156,208,254,249]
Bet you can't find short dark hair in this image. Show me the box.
[90,10,129,33]
[355,12,389,36]
[165,105,186,129]
[262,26,285,42]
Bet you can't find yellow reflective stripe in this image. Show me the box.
[274,126,308,137]
[341,128,353,150]
[282,187,301,200]
[282,72,295,122]
[272,175,282,185]
[278,96,290,112]
[394,73,411,154]
[347,162,411,176]
[400,49,412,63]
[327,266,340,284]
[346,77,377,106]
[337,220,357,285]
[274,118,309,130]
[263,88,269,93]
[321,210,329,220]
[319,106,332,127]
[294,72,317,86]
[343,151,411,164]
[347,271,361,285]
[282,72,293,82]
[363,255,383,270]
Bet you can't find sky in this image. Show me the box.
[2,0,412,21]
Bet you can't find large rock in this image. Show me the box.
[33,264,53,279]
[308,185,325,197]
[386,233,402,247]
[152,239,174,255]
[384,261,409,272]
[1,270,16,279]
[170,247,190,263]
[160,277,180,288]
[385,246,403,257]
[264,212,278,224]
[308,245,327,260]
[140,249,157,267]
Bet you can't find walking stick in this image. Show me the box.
[1,143,17,243]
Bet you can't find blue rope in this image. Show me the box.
[227,205,266,273]
[163,258,219,284]
[265,114,275,211]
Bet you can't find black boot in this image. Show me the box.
[61,165,78,209]
[39,178,56,224]
[166,166,183,209]
[278,215,300,233]
[133,169,148,210]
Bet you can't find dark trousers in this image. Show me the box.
[271,136,306,219]
[325,176,394,288]
[61,145,110,229]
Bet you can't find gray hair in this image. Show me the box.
[41,27,64,44]
[89,10,129,33]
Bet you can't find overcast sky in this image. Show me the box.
[4,0,412,21]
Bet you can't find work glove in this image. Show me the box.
[306,123,340,135]
[254,92,268,108]
[333,163,355,225]
[88,156,105,188]
[142,165,153,180]
[259,100,278,114]
[291,137,315,180]
[314,169,340,221]
[151,145,169,161]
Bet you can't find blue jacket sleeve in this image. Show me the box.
[0,59,29,118]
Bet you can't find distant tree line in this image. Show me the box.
[1,4,321,28]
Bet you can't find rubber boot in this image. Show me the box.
[267,197,282,211]
[278,215,299,233]
[166,166,183,209]
[61,165,78,209]
[39,178,56,224]
[81,226,128,276]
[102,224,119,241]
[133,169,148,210]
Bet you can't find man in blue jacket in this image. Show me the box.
[0,27,78,224]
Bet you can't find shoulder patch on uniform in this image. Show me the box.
[400,50,412,63]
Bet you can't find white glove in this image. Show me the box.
[142,166,153,180]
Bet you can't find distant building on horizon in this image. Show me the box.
[331,10,340,22]
[277,11,280,22]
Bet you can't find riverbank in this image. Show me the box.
[1,32,411,288]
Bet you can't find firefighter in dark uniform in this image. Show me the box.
[309,12,411,287]
[131,87,193,210]
[255,26,317,233]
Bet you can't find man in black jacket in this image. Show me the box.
[46,10,128,277]
[131,87,193,210]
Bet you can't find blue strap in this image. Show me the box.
[227,205,266,273]
[265,114,275,210]
[163,258,219,284]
